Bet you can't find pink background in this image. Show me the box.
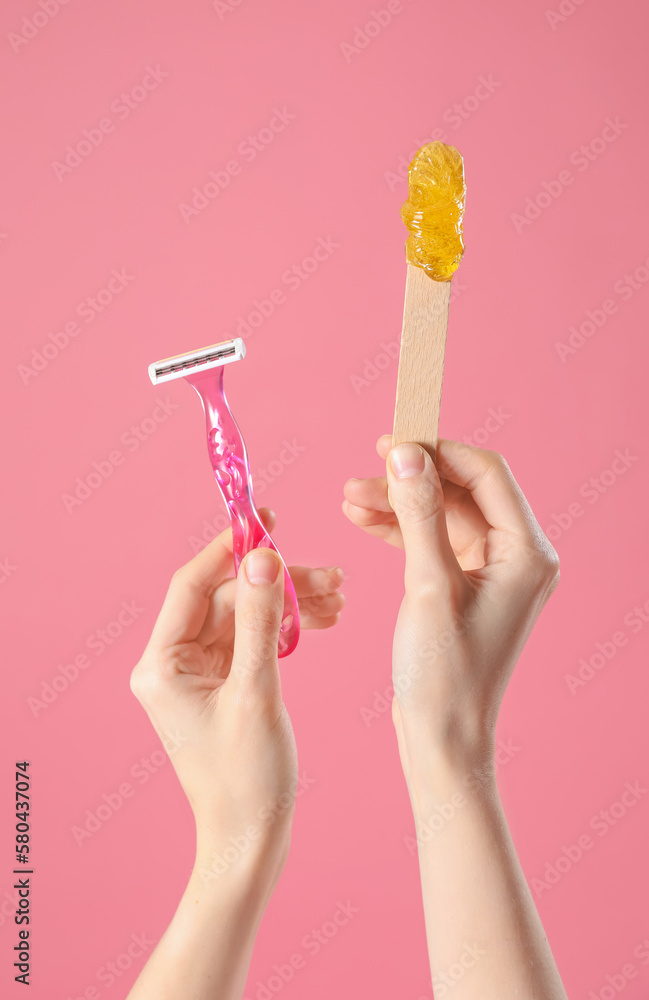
[2,0,649,996]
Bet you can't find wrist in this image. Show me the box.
[193,817,291,901]
[396,717,498,818]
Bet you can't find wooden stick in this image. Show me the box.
[392,263,451,461]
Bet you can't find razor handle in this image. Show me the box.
[187,367,300,658]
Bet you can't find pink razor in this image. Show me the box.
[148,338,300,657]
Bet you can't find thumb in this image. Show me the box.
[387,443,462,593]
[231,547,284,687]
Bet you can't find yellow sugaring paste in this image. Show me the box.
[401,141,466,281]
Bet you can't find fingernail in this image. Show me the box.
[245,549,281,585]
[390,443,426,479]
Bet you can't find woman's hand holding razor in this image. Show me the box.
[126,507,344,1000]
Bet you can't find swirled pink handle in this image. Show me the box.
[186,367,299,657]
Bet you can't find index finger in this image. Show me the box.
[434,440,541,539]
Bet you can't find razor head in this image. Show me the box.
[148,338,246,385]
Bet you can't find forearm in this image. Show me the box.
[405,739,568,1000]
[126,840,285,1000]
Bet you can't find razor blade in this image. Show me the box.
[148,338,246,385]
